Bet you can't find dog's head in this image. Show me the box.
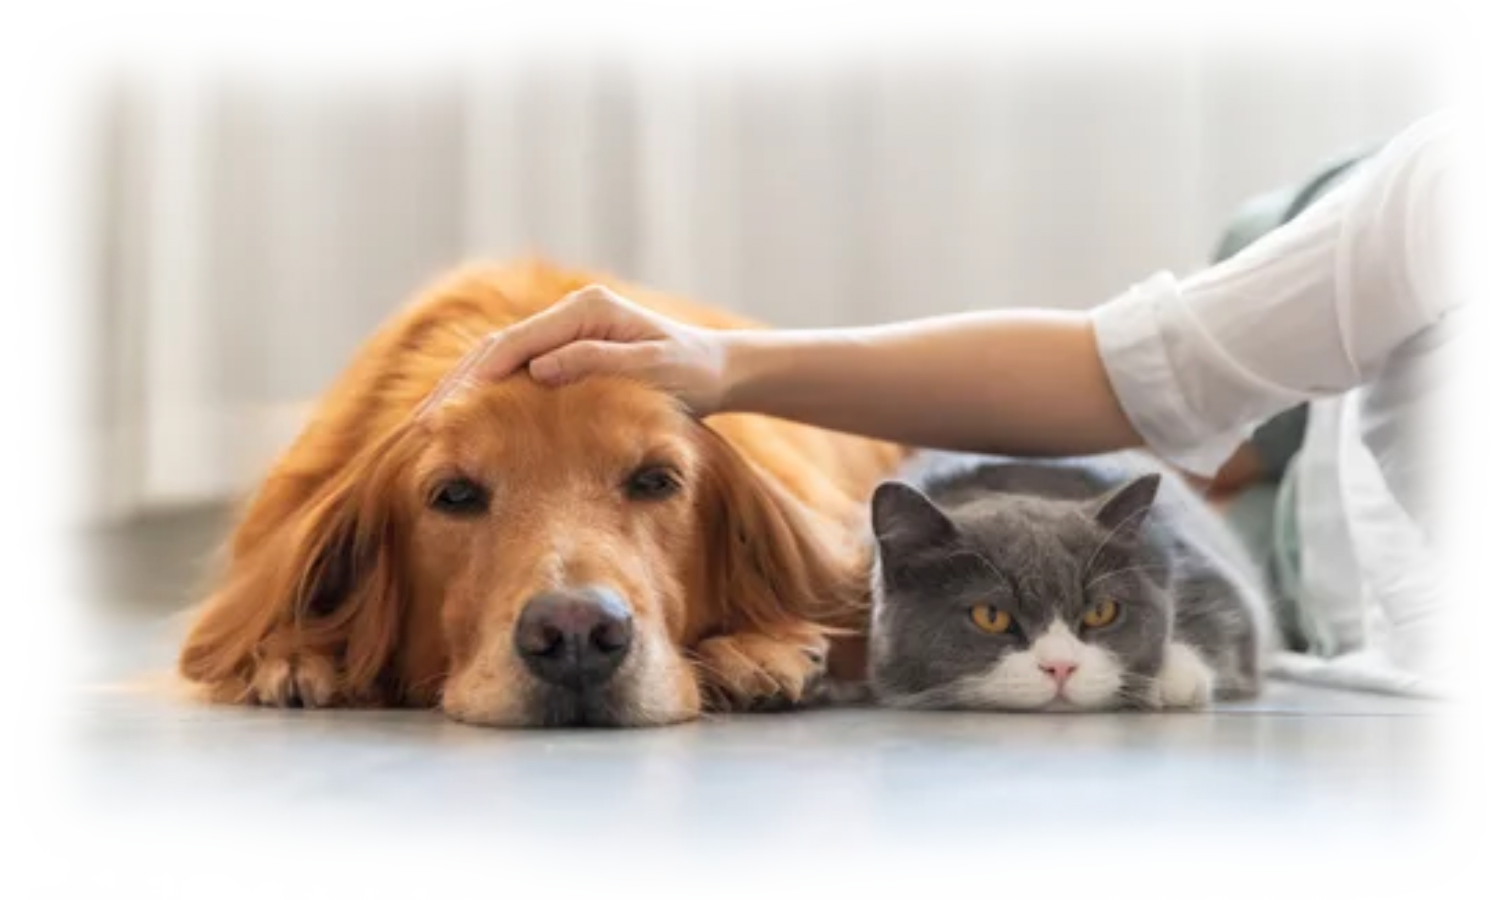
[180,376,857,726]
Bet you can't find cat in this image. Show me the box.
[866,451,1273,712]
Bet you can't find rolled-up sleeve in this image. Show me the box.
[1090,110,1457,477]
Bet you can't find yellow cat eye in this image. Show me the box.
[969,604,1013,634]
[1082,599,1120,629]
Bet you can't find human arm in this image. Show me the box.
[714,311,1140,455]
[430,284,1140,455]
[1089,110,1456,475]
[431,111,1456,476]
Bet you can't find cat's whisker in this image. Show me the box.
[922,546,1012,590]
[1084,564,1170,591]
[887,683,965,710]
[1081,505,1153,579]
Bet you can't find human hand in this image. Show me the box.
[417,284,733,418]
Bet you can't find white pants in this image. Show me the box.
[1272,316,1456,697]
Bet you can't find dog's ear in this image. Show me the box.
[178,426,414,704]
[691,426,863,636]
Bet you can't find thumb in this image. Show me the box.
[528,340,657,386]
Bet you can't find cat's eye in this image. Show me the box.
[1082,599,1120,629]
[624,465,682,502]
[428,477,490,517]
[969,604,1014,634]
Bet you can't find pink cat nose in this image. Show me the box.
[1039,660,1078,685]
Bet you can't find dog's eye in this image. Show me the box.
[624,465,681,501]
[428,477,490,516]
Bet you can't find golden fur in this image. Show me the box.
[178,260,905,726]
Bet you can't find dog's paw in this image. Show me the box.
[250,654,340,708]
[692,632,829,713]
[1153,642,1215,710]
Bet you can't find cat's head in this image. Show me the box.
[867,474,1171,711]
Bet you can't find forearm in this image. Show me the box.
[720,310,1142,455]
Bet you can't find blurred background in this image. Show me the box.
[82,42,1444,523]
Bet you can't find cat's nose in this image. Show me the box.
[1038,660,1078,685]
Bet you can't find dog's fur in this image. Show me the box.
[177,260,905,727]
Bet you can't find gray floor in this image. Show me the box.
[60,506,1443,892]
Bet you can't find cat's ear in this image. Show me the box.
[1091,474,1160,542]
[871,481,956,559]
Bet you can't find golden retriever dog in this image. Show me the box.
[177,260,906,727]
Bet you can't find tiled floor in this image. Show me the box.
[53,506,1444,897]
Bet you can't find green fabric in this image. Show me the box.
[1221,480,1308,653]
[1248,404,1309,482]
[1212,187,1302,262]
[1268,461,1311,653]
[1209,146,1377,652]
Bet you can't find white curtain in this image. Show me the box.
[87,44,1443,520]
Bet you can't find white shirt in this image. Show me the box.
[1091,110,1458,484]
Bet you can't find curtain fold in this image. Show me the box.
[87,49,1440,519]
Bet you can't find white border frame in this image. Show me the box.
[2,1,1489,900]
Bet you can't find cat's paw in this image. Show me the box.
[250,653,340,708]
[692,631,829,712]
[1153,642,1215,710]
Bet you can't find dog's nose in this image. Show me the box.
[514,588,634,689]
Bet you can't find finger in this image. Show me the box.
[471,286,614,382]
[528,340,660,386]
[413,330,505,420]
[414,285,623,420]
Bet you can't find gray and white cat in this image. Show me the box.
[867,451,1272,712]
